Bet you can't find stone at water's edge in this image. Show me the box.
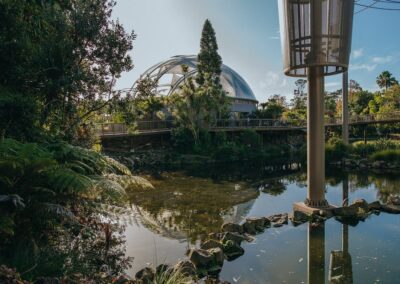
[222,240,245,261]
[221,232,246,244]
[201,239,223,250]
[387,195,400,206]
[188,248,224,273]
[173,260,196,277]
[135,267,155,284]
[381,204,400,214]
[221,222,243,234]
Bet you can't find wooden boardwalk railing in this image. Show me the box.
[98,112,400,136]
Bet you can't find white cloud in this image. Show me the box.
[268,36,280,40]
[352,48,364,59]
[350,63,377,72]
[325,82,341,88]
[372,56,393,64]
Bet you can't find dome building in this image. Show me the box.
[133,55,258,115]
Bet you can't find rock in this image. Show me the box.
[112,275,136,284]
[201,239,223,250]
[387,195,400,206]
[189,249,213,268]
[135,267,155,284]
[208,232,224,241]
[222,240,245,261]
[221,232,246,245]
[318,209,333,219]
[332,206,358,217]
[208,248,224,267]
[243,217,266,233]
[155,264,170,275]
[351,199,369,211]
[242,220,257,235]
[268,213,288,227]
[221,222,243,234]
[368,201,381,211]
[290,210,310,226]
[381,204,400,214]
[173,260,196,277]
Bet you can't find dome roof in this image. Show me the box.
[134,55,257,102]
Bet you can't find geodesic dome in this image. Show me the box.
[133,55,258,113]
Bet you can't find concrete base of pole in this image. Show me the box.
[293,202,335,216]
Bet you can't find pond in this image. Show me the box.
[124,164,400,283]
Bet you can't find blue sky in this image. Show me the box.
[112,0,400,102]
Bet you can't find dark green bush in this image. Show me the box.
[171,127,195,153]
[325,137,351,162]
[238,129,262,149]
[370,150,400,163]
[212,143,239,162]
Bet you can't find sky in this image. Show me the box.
[112,0,400,103]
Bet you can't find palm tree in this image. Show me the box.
[376,71,399,91]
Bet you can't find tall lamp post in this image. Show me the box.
[278,0,355,211]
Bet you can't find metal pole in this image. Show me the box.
[306,66,328,208]
[342,71,349,144]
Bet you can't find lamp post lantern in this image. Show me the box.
[278,0,355,209]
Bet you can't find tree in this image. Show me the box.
[0,0,136,142]
[134,75,164,120]
[169,65,205,145]
[257,95,287,119]
[196,19,230,119]
[376,71,399,91]
[349,90,374,115]
[291,79,307,110]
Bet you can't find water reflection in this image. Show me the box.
[126,172,259,243]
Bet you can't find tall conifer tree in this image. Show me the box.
[196,19,222,87]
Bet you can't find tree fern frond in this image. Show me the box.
[105,174,154,192]
[94,178,126,202]
[0,194,25,208]
[41,202,76,221]
[46,168,94,194]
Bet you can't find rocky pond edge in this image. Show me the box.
[120,195,400,284]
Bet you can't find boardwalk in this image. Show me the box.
[99,112,400,137]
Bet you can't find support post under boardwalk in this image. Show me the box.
[305,66,328,208]
[342,71,349,144]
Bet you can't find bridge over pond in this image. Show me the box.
[99,112,400,138]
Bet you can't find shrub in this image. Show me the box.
[325,137,351,162]
[212,143,239,162]
[238,129,262,149]
[370,150,400,163]
[213,132,227,146]
[171,127,194,153]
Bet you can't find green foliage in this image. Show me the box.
[171,127,196,153]
[349,90,374,115]
[376,71,398,91]
[352,138,400,157]
[0,87,39,141]
[256,95,286,119]
[325,137,351,162]
[0,0,136,141]
[152,266,192,284]
[238,129,262,149]
[0,138,149,240]
[371,150,400,163]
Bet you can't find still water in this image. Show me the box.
[125,165,400,283]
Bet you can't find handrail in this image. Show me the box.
[98,111,400,136]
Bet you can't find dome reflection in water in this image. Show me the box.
[124,166,400,283]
